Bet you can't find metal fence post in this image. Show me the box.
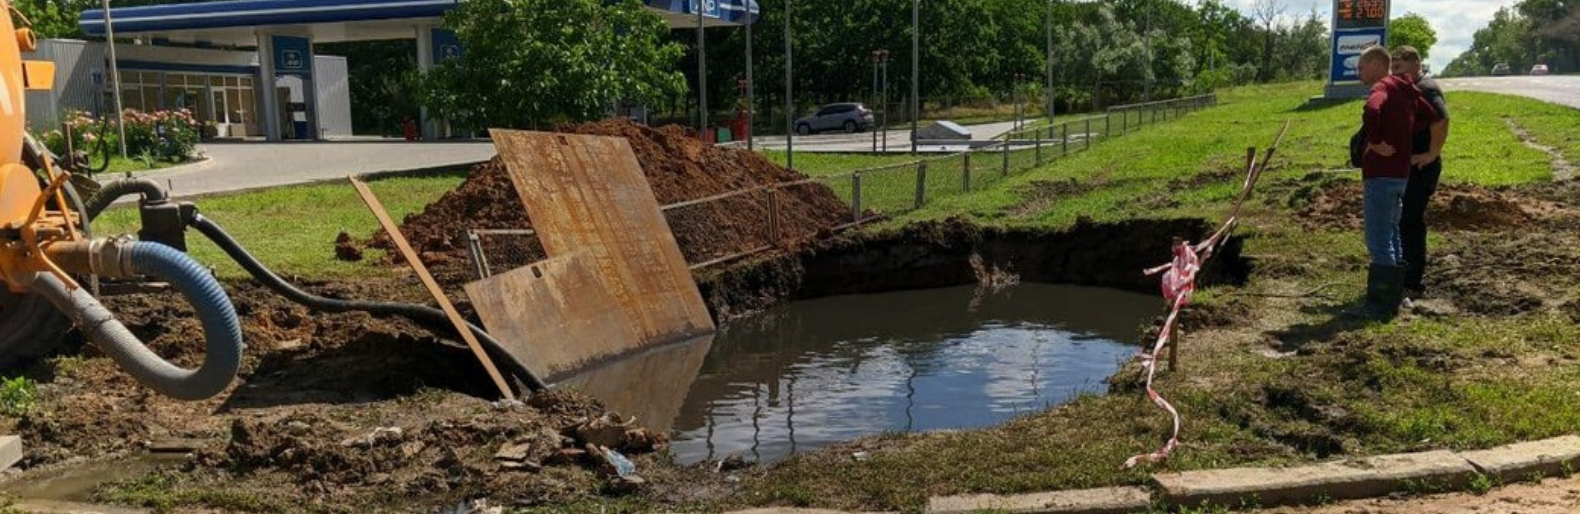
[465,231,489,280]
[1104,113,1111,142]
[963,153,972,191]
[1121,109,1129,134]
[914,161,927,209]
[852,172,863,222]
[1035,127,1043,165]
[1061,123,1068,156]
[1001,138,1010,176]
[1084,118,1091,151]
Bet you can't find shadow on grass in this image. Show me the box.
[1270,300,1376,352]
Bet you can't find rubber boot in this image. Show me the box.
[1364,264,1407,322]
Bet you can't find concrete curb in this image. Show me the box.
[912,435,1580,514]
[1153,449,1476,509]
[926,487,1150,514]
[1459,435,1580,483]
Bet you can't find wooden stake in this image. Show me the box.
[350,177,516,400]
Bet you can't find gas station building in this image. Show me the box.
[25,0,757,141]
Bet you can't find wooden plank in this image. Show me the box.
[463,254,640,380]
[490,131,714,352]
[349,177,515,400]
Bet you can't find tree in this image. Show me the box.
[419,0,687,130]
[1388,13,1438,58]
[14,0,84,38]
[1251,0,1285,82]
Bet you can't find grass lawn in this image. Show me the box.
[725,82,1580,512]
[98,155,187,175]
[92,170,466,279]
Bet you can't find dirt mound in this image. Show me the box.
[1292,179,1533,231]
[367,119,850,285]
[197,390,663,506]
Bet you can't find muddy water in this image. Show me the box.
[0,453,186,502]
[567,283,1159,465]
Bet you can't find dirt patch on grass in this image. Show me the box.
[1009,179,1088,217]
[1285,174,1546,232]
[1506,117,1577,181]
[363,119,849,287]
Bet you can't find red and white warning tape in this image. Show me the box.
[1122,121,1289,469]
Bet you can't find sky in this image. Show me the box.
[1219,0,1523,73]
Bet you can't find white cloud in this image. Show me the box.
[1215,0,1520,73]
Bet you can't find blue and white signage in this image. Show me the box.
[1327,0,1390,85]
[1328,27,1387,83]
[272,35,312,77]
[431,28,463,63]
[687,0,720,19]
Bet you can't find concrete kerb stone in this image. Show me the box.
[1152,450,1477,509]
[1459,435,1580,483]
[925,487,1152,514]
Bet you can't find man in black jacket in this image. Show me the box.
[1391,46,1450,300]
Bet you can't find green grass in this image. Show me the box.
[760,151,920,178]
[1458,91,1580,168]
[92,170,465,279]
[728,82,1580,512]
[100,154,184,175]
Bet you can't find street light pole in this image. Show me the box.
[746,11,754,150]
[881,56,888,152]
[784,0,793,170]
[910,0,919,155]
[697,0,708,140]
[872,50,880,153]
[101,0,128,158]
[1045,0,1055,119]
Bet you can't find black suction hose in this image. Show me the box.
[83,177,167,219]
[188,214,547,392]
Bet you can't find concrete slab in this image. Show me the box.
[0,435,21,471]
[1459,435,1580,482]
[1154,450,1477,509]
[926,487,1152,514]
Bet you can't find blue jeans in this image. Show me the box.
[1364,178,1408,266]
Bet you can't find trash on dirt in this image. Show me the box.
[599,446,636,478]
[339,426,403,448]
[715,454,752,472]
[851,451,870,461]
[492,399,525,411]
[439,498,503,514]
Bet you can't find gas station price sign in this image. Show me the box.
[1335,0,1388,30]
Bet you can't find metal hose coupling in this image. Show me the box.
[42,237,138,278]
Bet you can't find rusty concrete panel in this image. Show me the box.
[485,130,715,372]
[553,336,713,433]
[463,254,640,380]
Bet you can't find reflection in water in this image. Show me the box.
[670,284,1157,465]
[554,283,1159,466]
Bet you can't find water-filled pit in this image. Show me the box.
[563,283,1159,464]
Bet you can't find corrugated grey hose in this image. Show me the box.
[31,241,243,400]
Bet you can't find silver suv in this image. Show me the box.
[795,103,875,135]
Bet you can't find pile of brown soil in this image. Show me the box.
[1294,180,1533,231]
[368,119,850,285]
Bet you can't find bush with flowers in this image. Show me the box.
[41,109,201,163]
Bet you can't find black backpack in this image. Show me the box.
[1348,127,1365,168]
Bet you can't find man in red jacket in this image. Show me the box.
[1355,45,1441,320]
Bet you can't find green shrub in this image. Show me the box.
[41,109,199,163]
[0,377,38,417]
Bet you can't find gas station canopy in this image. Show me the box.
[79,0,760,46]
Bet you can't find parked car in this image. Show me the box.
[1531,64,1551,75]
[794,103,875,135]
[1492,63,1512,76]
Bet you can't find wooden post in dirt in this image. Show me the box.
[350,177,517,400]
[915,161,927,208]
[767,187,782,245]
[851,172,863,222]
[1168,235,1184,373]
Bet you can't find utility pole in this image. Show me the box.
[872,50,881,152]
[102,0,128,157]
[881,55,889,152]
[784,0,793,170]
[1143,0,1154,102]
[1045,0,1054,119]
[697,0,707,140]
[910,0,919,155]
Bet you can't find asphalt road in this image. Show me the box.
[1438,75,1580,108]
